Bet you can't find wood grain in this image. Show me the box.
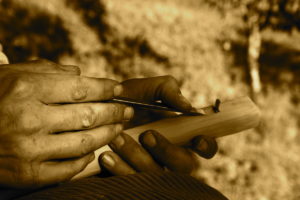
[72,96,261,180]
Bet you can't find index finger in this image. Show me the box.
[35,74,123,104]
[121,76,194,112]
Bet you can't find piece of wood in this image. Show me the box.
[72,96,260,180]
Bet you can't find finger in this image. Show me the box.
[153,76,193,112]
[41,124,123,160]
[99,151,136,176]
[121,76,193,112]
[44,103,133,132]
[0,59,81,75]
[39,153,95,186]
[188,135,218,159]
[35,74,123,103]
[60,65,81,75]
[139,130,200,174]
[108,133,163,172]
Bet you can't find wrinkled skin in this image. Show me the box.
[0,60,133,188]
[0,60,217,189]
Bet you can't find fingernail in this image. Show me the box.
[111,134,125,148]
[124,107,134,120]
[196,139,208,152]
[101,154,115,167]
[143,131,157,147]
[115,124,123,134]
[114,85,123,96]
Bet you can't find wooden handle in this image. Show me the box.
[72,96,260,180]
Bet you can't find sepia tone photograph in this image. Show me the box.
[0,0,299,199]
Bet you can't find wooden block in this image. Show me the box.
[72,96,260,180]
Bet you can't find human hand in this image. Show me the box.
[99,76,218,177]
[0,60,133,188]
[99,131,217,178]
[119,76,199,128]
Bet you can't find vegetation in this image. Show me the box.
[0,0,299,199]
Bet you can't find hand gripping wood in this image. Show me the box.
[72,96,261,180]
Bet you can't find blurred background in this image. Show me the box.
[0,0,299,199]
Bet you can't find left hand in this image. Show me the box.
[99,76,218,178]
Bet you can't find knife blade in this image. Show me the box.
[108,97,205,116]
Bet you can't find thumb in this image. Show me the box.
[188,135,218,159]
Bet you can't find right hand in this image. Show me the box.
[0,60,133,188]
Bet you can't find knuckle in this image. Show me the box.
[0,103,42,134]
[9,75,33,98]
[108,124,122,139]
[78,134,93,156]
[14,137,40,161]
[110,104,119,117]
[15,162,40,187]
[103,79,118,97]
[71,77,88,101]
[109,104,123,120]
[16,110,42,132]
[80,106,96,128]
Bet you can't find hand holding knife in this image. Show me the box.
[108,97,205,116]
